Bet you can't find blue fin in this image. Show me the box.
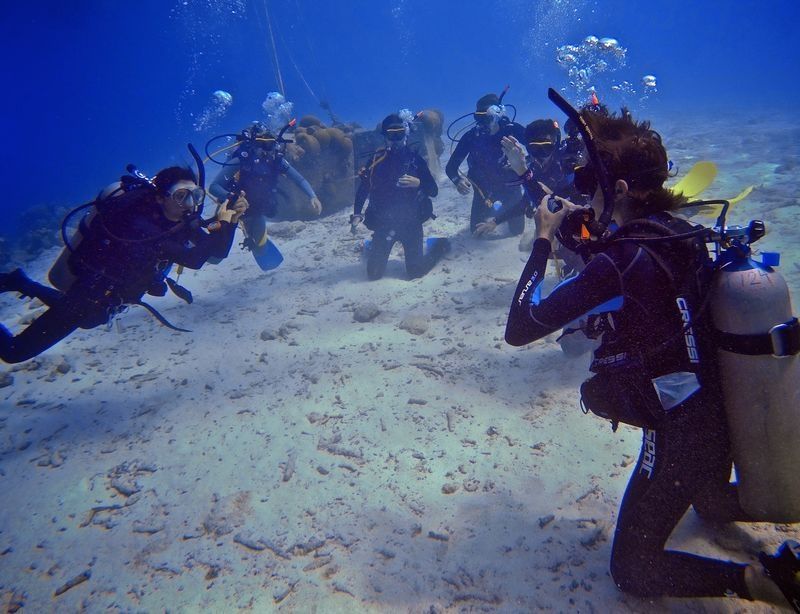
[424,237,449,255]
[361,238,372,260]
[252,239,284,271]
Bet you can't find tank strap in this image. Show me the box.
[715,317,800,357]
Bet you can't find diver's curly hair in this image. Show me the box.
[582,108,683,217]
[153,167,197,195]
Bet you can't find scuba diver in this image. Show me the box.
[474,119,580,237]
[505,92,800,609]
[445,92,527,236]
[208,121,322,253]
[350,113,449,281]
[0,165,246,364]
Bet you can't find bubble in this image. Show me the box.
[192,89,234,132]
[518,0,594,68]
[213,90,233,106]
[398,108,415,125]
[556,34,655,106]
[262,91,294,133]
[599,37,619,50]
[172,1,247,127]
[556,49,578,67]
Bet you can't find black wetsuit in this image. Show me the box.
[505,217,753,600]
[493,152,580,227]
[209,155,315,241]
[0,190,236,363]
[445,121,526,235]
[354,145,442,280]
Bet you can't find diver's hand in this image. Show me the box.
[533,194,578,243]
[349,214,363,234]
[217,191,248,224]
[501,136,528,175]
[397,174,420,189]
[310,196,323,216]
[230,192,248,223]
[474,218,497,237]
[455,177,472,195]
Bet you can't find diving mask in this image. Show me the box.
[573,163,598,196]
[384,127,407,142]
[527,140,556,159]
[473,104,504,128]
[169,186,206,210]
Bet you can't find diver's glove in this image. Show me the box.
[310,196,323,216]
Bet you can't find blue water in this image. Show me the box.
[3,3,800,610]
[1,0,798,240]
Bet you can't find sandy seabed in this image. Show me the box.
[1,112,799,613]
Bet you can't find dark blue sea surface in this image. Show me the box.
[1,0,798,241]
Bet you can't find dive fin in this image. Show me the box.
[728,184,755,205]
[252,238,284,271]
[669,161,717,199]
[694,185,755,219]
[424,237,450,255]
[360,238,372,260]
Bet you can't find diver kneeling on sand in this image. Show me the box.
[0,162,247,364]
[350,113,450,281]
[505,89,800,609]
[445,90,526,236]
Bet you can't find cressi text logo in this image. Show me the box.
[676,297,700,364]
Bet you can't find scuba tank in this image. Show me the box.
[48,208,93,292]
[48,173,144,292]
[710,246,800,522]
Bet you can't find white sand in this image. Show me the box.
[1,116,799,612]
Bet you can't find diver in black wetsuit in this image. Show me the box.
[505,108,798,608]
[350,114,449,281]
[474,119,580,237]
[209,122,322,246]
[445,93,526,236]
[0,167,246,364]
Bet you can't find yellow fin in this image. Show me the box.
[696,185,756,218]
[728,185,754,205]
[669,161,718,198]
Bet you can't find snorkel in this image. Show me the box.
[547,88,615,253]
[187,143,206,219]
